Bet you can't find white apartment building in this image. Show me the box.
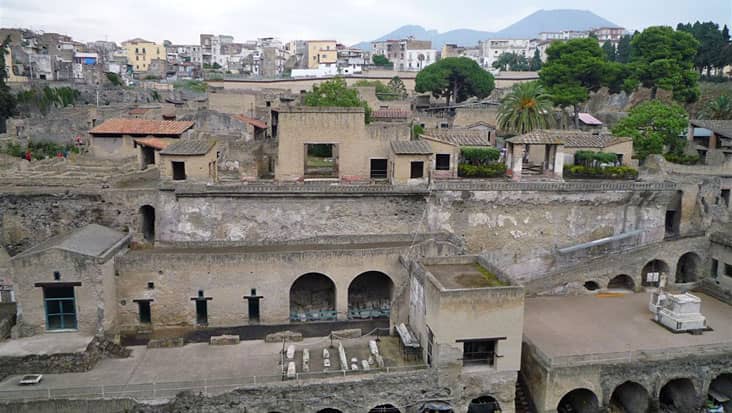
[479,39,539,68]
[371,37,437,72]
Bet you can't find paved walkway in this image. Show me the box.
[0,333,92,357]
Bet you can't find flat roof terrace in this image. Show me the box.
[423,263,508,289]
[524,292,732,367]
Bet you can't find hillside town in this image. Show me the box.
[0,3,732,413]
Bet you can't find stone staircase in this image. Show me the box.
[522,162,544,176]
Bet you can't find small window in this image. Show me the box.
[410,161,424,179]
[370,159,388,179]
[138,301,151,323]
[53,271,61,281]
[722,189,730,207]
[439,122,449,129]
[436,154,450,170]
[711,259,718,278]
[172,161,186,180]
[462,339,496,366]
[725,263,732,277]
[147,282,155,290]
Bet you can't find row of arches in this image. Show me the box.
[584,252,705,293]
[558,373,732,413]
[307,396,501,413]
[290,271,394,322]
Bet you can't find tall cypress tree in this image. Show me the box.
[602,41,616,61]
[529,48,542,70]
[616,35,632,63]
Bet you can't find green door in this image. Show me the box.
[44,286,77,330]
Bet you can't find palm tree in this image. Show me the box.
[497,81,554,134]
[700,94,732,120]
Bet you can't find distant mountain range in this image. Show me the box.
[351,9,620,50]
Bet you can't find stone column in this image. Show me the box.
[336,283,349,321]
[505,143,513,170]
[511,144,523,181]
[553,145,564,178]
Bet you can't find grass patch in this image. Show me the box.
[474,263,507,287]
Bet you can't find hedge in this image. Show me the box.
[460,147,500,165]
[564,165,638,180]
[458,163,507,178]
[664,152,700,165]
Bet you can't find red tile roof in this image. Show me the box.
[373,109,411,120]
[233,114,267,129]
[134,137,169,150]
[128,108,150,115]
[90,118,194,136]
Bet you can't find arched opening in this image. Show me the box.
[316,409,343,413]
[348,271,393,319]
[139,205,155,243]
[609,381,650,413]
[584,281,600,291]
[369,404,401,413]
[675,252,702,283]
[557,388,599,413]
[641,259,670,287]
[467,395,501,413]
[419,401,454,413]
[608,275,635,291]
[708,373,732,412]
[289,273,336,322]
[659,378,697,412]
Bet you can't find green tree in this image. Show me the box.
[700,95,732,120]
[616,34,632,63]
[372,55,391,66]
[529,48,542,71]
[492,52,529,71]
[303,77,372,123]
[611,100,688,160]
[539,38,606,128]
[497,81,554,134]
[677,21,727,75]
[630,26,700,102]
[353,79,396,100]
[602,41,616,61]
[0,35,17,130]
[387,76,407,99]
[415,57,494,106]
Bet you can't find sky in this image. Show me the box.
[1,0,730,46]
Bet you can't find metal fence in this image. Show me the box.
[0,364,429,402]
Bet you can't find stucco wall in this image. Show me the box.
[160,150,217,182]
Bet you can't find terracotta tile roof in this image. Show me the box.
[391,140,433,155]
[90,118,194,136]
[507,130,631,147]
[421,129,493,147]
[373,109,411,119]
[134,137,169,150]
[128,108,150,115]
[233,114,267,129]
[578,112,603,126]
[160,140,216,156]
[689,119,732,139]
[465,121,495,129]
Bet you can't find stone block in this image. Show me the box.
[209,335,240,346]
[332,328,361,339]
[147,337,184,348]
[264,330,303,343]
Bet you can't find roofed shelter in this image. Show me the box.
[390,140,432,185]
[688,119,732,166]
[505,131,565,181]
[159,139,218,182]
[420,129,495,179]
[89,118,194,160]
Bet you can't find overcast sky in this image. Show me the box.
[1,0,730,45]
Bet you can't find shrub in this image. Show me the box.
[1,141,80,160]
[460,147,500,165]
[105,72,123,87]
[412,124,424,138]
[458,163,507,178]
[664,152,700,165]
[564,165,638,180]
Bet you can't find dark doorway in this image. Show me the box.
[410,161,424,178]
[584,281,600,291]
[659,378,697,412]
[467,396,501,413]
[141,146,155,169]
[665,191,682,237]
[709,373,732,412]
[290,273,336,322]
[369,404,401,413]
[557,388,599,413]
[139,205,155,243]
[245,288,262,323]
[609,381,650,413]
[675,252,701,283]
[305,143,337,177]
[43,286,77,330]
[370,158,388,179]
[641,260,670,287]
[347,271,393,319]
[172,161,186,180]
[608,275,635,291]
[137,300,151,324]
[196,300,208,325]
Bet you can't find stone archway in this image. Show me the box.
[641,259,670,287]
[608,274,635,291]
[659,378,697,412]
[609,381,650,413]
[139,205,155,243]
[675,252,702,283]
[316,409,343,413]
[369,404,401,413]
[709,373,732,411]
[584,281,600,291]
[348,271,394,319]
[289,273,336,322]
[557,388,599,413]
[467,395,501,413]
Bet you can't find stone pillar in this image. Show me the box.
[336,283,349,321]
[511,144,523,181]
[709,132,718,150]
[553,145,564,178]
[505,143,513,170]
